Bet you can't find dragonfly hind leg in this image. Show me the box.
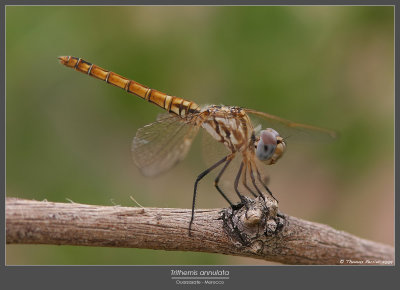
[189,155,231,236]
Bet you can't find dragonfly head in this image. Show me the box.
[255,128,286,165]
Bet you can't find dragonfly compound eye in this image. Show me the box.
[256,129,279,161]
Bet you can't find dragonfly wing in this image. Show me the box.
[244,108,338,142]
[132,113,199,177]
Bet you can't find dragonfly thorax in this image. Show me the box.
[201,105,254,153]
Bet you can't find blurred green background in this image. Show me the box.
[6,6,394,265]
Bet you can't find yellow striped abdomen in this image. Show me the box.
[58,56,200,118]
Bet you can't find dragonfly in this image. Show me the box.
[58,56,337,235]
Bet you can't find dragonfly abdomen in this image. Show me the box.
[58,56,200,118]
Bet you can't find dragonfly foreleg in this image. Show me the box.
[189,155,230,236]
[255,166,279,203]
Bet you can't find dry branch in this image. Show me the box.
[6,197,394,265]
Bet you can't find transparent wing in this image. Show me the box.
[131,113,200,177]
[244,108,338,142]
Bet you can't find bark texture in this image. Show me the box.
[6,197,394,265]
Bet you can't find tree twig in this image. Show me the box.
[6,197,394,265]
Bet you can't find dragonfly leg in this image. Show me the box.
[189,155,229,236]
[234,162,246,204]
[242,164,258,198]
[214,154,235,207]
[248,162,264,198]
[255,166,278,203]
